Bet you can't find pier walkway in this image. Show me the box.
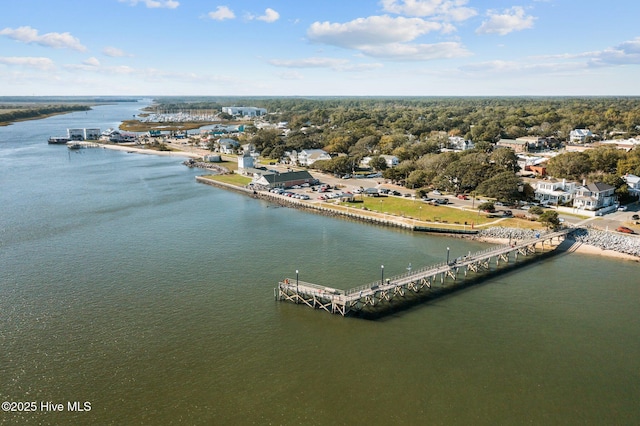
[275,229,572,316]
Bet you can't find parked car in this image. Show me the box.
[432,190,442,196]
[632,214,640,221]
[457,194,469,200]
[616,226,635,234]
[502,210,513,217]
[618,205,628,211]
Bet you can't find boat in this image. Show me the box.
[48,136,70,144]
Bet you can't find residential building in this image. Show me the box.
[296,149,331,166]
[573,182,616,211]
[218,138,240,154]
[569,129,593,143]
[534,179,578,205]
[448,136,475,151]
[623,174,640,194]
[360,155,399,168]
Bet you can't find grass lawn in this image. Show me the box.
[340,196,543,228]
[202,173,252,186]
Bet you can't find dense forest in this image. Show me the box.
[0,104,91,125]
[154,96,640,204]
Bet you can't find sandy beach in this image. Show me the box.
[98,143,203,158]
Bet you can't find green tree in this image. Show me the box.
[546,152,593,180]
[538,210,560,230]
[476,171,522,203]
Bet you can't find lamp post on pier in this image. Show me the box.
[296,269,299,301]
[446,247,450,265]
[381,265,384,285]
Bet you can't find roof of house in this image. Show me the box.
[261,170,314,184]
[586,182,615,192]
[624,174,640,184]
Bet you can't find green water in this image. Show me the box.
[1,103,638,424]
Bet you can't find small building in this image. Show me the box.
[84,128,101,140]
[570,129,593,143]
[573,182,616,211]
[497,139,529,153]
[237,152,254,170]
[67,128,85,141]
[448,136,475,151]
[252,170,316,189]
[204,154,221,163]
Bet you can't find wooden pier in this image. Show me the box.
[275,229,573,316]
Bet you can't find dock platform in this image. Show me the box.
[275,229,572,316]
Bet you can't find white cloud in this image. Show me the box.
[83,57,101,67]
[307,15,468,61]
[0,26,86,51]
[308,15,452,48]
[476,7,535,35]
[381,0,477,21]
[359,41,470,61]
[0,56,55,70]
[269,57,383,72]
[588,37,640,66]
[257,8,280,23]
[119,0,179,9]
[103,46,131,57]
[208,6,235,21]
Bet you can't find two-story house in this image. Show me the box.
[534,179,579,205]
[573,182,616,211]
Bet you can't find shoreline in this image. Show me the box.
[109,144,640,263]
[473,236,639,262]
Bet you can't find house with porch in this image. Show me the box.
[218,138,240,154]
[534,179,579,205]
[573,182,616,211]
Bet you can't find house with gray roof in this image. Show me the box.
[573,182,616,211]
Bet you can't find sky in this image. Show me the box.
[1,0,639,97]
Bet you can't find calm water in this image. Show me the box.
[1,102,639,425]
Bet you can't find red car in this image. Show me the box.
[457,194,469,200]
[616,226,635,234]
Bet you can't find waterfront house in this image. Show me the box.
[360,155,399,169]
[252,170,316,189]
[534,179,578,205]
[573,182,616,211]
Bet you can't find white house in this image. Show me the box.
[534,179,579,205]
[237,152,254,170]
[570,129,593,143]
[361,155,399,169]
[573,182,616,211]
[448,136,474,151]
[218,138,240,154]
[296,149,331,166]
[221,106,267,117]
[623,174,640,194]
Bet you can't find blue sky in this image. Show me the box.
[1,0,639,96]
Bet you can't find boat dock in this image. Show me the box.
[275,229,573,316]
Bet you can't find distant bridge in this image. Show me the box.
[275,229,573,316]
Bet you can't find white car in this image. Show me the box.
[618,205,628,211]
